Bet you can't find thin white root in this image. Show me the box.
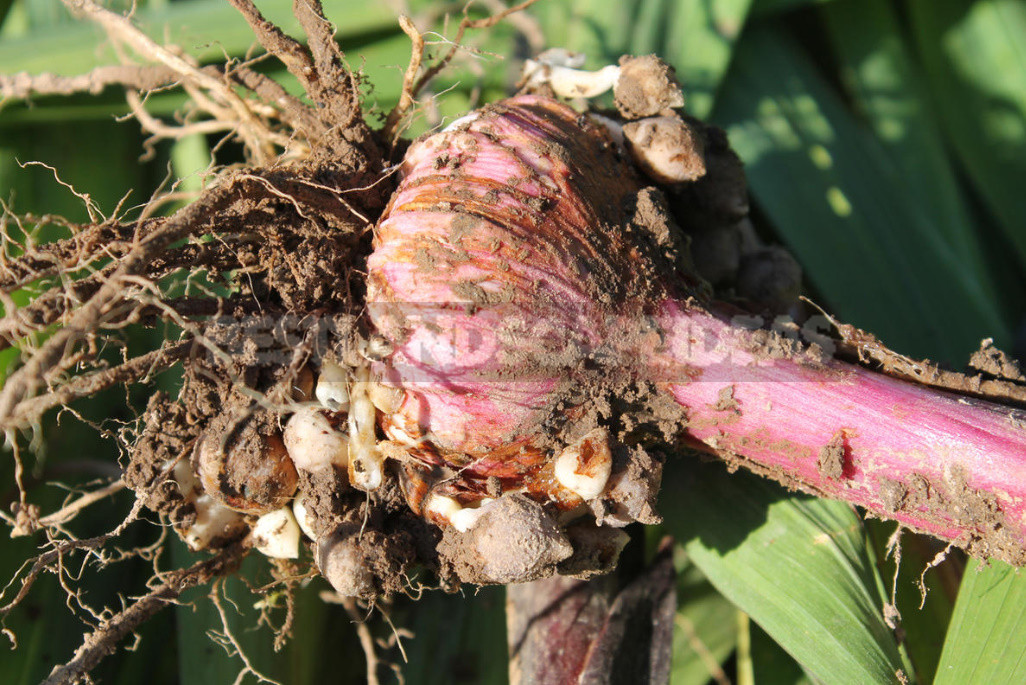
[348,366,384,491]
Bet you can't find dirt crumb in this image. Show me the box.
[316,521,415,598]
[124,393,201,523]
[556,522,630,579]
[437,494,573,584]
[593,445,665,526]
[714,385,739,412]
[737,246,803,315]
[613,55,685,119]
[625,186,707,296]
[969,338,1025,382]
[879,478,907,513]
[816,430,847,480]
[196,408,298,514]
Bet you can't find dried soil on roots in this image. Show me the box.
[120,155,412,566]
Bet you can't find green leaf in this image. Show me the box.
[749,621,814,684]
[529,0,640,66]
[0,0,399,76]
[357,28,515,135]
[0,30,411,127]
[663,0,753,118]
[0,0,17,30]
[171,542,368,685]
[626,0,670,55]
[822,0,1000,305]
[935,558,1026,684]
[671,552,738,684]
[0,493,178,685]
[0,538,84,685]
[710,22,1010,361]
[751,0,833,15]
[400,587,508,685]
[907,0,1026,269]
[661,458,909,685]
[169,133,212,197]
[0,119,151,220]
[172,546,274,685]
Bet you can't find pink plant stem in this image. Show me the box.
[653,297,1026,562]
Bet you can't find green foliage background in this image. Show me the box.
[1,0,1025,683]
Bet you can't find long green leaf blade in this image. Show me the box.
[823,0,998,298]
[935,558,1026,684]
[711,22,1009,360]
[663,0,753,118]
[671,554,738,684]
[0,0,399,76]
[907,0,1026,268]
[749,621,814,684]
[662,459,909,685]
[528,0,639,65]
[401,587,507,685]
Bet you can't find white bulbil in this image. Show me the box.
[171,457,200,495]
[553,428,613,501]
[450,500,495,533]
[292,495,318,541]
[172,458,248,551]
[316,525,375,598]
[424,493,495,533]
[283,408,349,473]
[424,493,462,521]
[522,49,620,98]
[315,359,350,412]
[182,494,245,551]
[252,507,301,559]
